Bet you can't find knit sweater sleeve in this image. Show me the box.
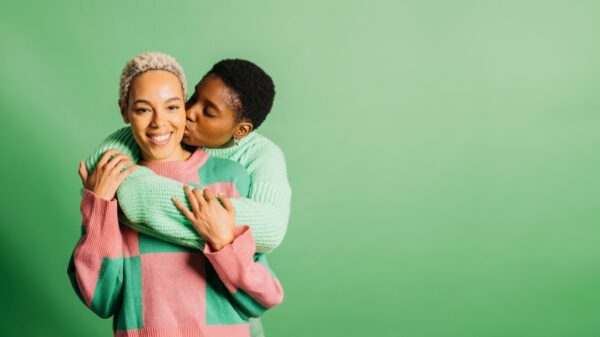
[84,127,141,173]
[204,225,284,317]
[115,170,205,249]
[67,190,125,318]
[226,139,292,253]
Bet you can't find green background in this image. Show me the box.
[1,1,599,336]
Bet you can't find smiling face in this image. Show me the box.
[183,75,252,148]
[122,70,189,162]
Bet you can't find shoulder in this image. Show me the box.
[246,132,283,154]
[241,132,287,169]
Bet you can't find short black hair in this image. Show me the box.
[204,59,275,129]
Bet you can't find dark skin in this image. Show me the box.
[183,74,253,148]
[173,74,255,250]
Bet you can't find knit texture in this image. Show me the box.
[84,127,291,253]
[69,149,284,337]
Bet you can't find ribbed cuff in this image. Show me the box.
[203,225,256,287]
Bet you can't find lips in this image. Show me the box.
[147,132,173,145]
[184,123,192,136]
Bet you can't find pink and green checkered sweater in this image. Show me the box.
[68,148,284,337]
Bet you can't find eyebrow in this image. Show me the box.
[191,87,222,113]
[132,97,182,105]
[132,99,152,105]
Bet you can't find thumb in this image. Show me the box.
[78,161,88,186]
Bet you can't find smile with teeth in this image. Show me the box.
[148,132,173,145]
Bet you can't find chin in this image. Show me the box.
[183,137,200,147]
[142,144,172,160]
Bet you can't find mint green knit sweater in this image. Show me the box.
[84,127,291,253]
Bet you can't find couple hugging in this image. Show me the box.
[68,51,291,337]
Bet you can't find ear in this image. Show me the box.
[233,122,253,139]
[119,100,130,124]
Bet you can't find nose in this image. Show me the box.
[150,110,167,127]
[186,107,197,122]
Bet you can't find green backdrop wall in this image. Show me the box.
[1,1,599,336]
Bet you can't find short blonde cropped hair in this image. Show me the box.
[118,51,187,109]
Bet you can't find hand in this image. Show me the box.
[78,149,137,201]
[173,185,236,251]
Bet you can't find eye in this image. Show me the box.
[203,107,215,118]
[168,105,180,111]
[134,107,150,113]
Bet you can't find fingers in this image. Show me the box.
[97,149,120,168]
[194,187,208,208]
[111,156,133,173]
[184,185,201,214]
[118,164,137,179]
[78,161,88,185]
[172,196,195,221]
[203,188,216,203]
[104,154,130,172]
[218,194,235,213]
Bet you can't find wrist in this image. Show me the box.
[91,187,116,201]
[209,235,234,251]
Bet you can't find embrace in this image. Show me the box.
[67,52,291,337]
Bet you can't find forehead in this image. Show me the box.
[195,75,232,99]
[130,70,183,99]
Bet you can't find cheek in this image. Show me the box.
[129,115,149,135]
[203,125,227,140]
[205,117,233,135]
[169,112,187,128]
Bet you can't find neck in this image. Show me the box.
[141,146,192,163]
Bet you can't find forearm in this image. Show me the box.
[118,175,290,252]
[68,190,124,318]
[115,165,292,252]
[116,167,206,249]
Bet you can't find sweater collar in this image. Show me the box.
[203,132,259,157]
[139,147,209,180]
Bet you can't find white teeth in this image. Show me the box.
[149,133,171,142]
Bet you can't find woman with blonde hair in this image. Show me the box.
[80,55,292,337]
[68,52,283,337]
